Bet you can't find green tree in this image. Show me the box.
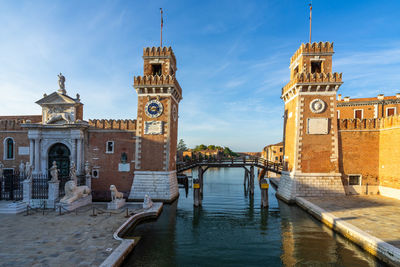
[207,145,216,150]
[177,139,188,151]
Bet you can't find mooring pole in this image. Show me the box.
[250,165,255,195]
[260,178,269,208]
[198,166,203,196]
[193,178,201,207]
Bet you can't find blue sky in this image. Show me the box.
[1,0,400,152]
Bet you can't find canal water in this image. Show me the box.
[123,168,387,267]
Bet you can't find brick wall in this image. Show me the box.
[86,129,136,200]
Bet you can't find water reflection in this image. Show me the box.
[123,168,387,267]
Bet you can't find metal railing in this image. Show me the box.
[32,174,49,199]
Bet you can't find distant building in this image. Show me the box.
[262,142,283,163]
[337,94,400,119]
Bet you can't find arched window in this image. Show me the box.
[4,138,14,160]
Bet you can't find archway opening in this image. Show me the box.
[48,143,70,179]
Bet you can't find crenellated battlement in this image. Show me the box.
[143,46,176,60]
[0,119,25,130]
[88,119,136,131]
[291,42,334,64]
[338,114,400,130]
[134,75,182,96]
[282,72,343,97]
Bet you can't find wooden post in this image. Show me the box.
[198,166,203,195]
[260,178,269,208]
[250,165,254,195]
[193,179,201,207]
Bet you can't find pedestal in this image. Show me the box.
[47,181,60,208]
[128,171,179,202]
[85,175,91,189]
[57,195,92,212]
[23,180,32,204]
[107,199,126,210]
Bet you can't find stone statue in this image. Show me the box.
[49,161,59,182]
[24,162,33,181]
[110,185,124,202]
[46,106,72,124]
[0,161,4,178]
[58,73,65,91]
[60,180,91,204]
[84,161,91,177]
[70,161,77,184]
[19,161,25,177]
[143,194,153,209]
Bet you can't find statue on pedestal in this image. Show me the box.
[58,73,66,94]
[19,161,25,178]
[143,194,153,209]
[110,185,123,202]
[49,161,59,182]
[0,161,4,178]
[70,161,77,184]
[84,161,91,178]
[60,180,91,204]
[24,163,33,181]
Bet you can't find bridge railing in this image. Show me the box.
[176,157,283,173]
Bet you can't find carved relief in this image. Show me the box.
[310,99,326,114]
[46,106,74,124]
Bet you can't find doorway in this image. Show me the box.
[48,143,70,178]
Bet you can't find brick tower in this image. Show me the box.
[129,47,182,202]
[277,42,346,203]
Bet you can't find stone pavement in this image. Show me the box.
[302,195,400,249]
[0,203,141,267]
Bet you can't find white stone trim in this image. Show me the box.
[354,109,363,119]
[3,137,15,160]
[386,107,396,116]
[347,174,362,186]
[106,141,114,154]
[379,186,400,200]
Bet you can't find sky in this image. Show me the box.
[1,0,400,152]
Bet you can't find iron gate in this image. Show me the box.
[0,172,23,201]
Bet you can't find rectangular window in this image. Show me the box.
[354,109,363,119]
[152,64,162,76]
[348,175,361,185]
[275,156,278,161]
[280,148,283,152]
[311,61,322,73]
[106,141,114,154]
[386,107,396,117]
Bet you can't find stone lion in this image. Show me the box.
[60,180,91,204]
[110,185,123,202]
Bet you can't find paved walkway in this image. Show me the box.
[0,203,141,267]
[302,195,400,249]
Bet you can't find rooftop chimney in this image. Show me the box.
[344,96,350,102]
[338,94,342,101]
[378,94,384,100]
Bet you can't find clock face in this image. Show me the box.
[145,99,163,118]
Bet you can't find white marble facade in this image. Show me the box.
[26,127,87,174]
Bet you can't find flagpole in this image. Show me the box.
[309,2,312,43]
[160,8,163,47]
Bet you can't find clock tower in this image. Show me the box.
[129,47,182,202]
